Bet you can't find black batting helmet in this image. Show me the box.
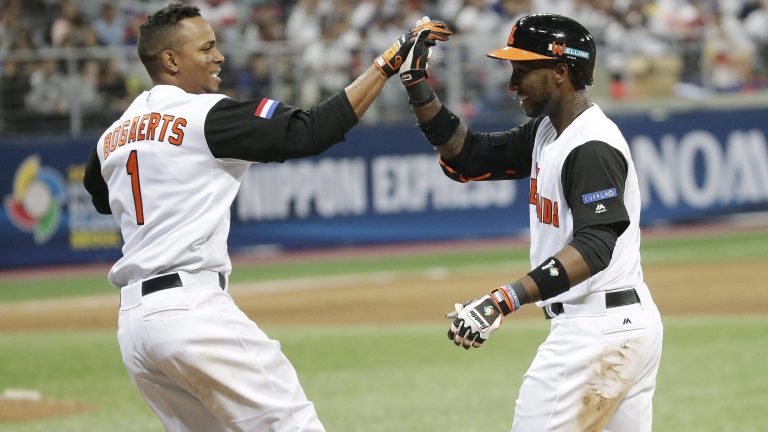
[487,14,596,86]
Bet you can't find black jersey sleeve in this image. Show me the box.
[83,147,111,214]
[562,141,630,234]
[204,90,358,162]
[439,117,541,182]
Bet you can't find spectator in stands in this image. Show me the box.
[701,3,756,92]
[193,0,238,42]
[742,0,768,84]
[92,3,126,46]
[285,0,324,47]
[235,53,271,100]
[300,12,357,106]
[0,0,22,54]
[0,58,32,132]
[51,0,82,47]
[97,58,129,111]
[24,59,69,130]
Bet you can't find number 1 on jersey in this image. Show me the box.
[126,150,145,225]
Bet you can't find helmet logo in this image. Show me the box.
[550,41,566,56]
[507,25,517,46]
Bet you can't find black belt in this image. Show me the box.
[141,273,226,296]
[543,288,640,319]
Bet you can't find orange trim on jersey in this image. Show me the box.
[465,173,491,181]
[438,157,468,183]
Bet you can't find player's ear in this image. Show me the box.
[552,62,569,85]
[162,50,179,74]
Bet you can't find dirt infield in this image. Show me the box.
[0,260,765,332]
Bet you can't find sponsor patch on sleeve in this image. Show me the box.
[581,187,618,204]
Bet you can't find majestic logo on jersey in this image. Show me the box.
[595,203,607,214]
[529,164,560,227]
[254,98,279,119]
[3,155,65,244]
[582,187,618,204]
[103,113,188,160]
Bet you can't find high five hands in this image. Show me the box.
[373,16,451,79]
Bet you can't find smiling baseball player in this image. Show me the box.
[398,13,663,431]
[82,4,450,431]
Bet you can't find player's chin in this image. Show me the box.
[205,77,222,93]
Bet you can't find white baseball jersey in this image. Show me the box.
[528,104,644,306]
[96,86,237,288]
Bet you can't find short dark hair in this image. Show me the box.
[137,3,201,78]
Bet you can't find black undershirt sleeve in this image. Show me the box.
[83,147,111,214]
[439,117,542,182]
[204,90,358,162]
[562,141,630,275]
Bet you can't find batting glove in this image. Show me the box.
[373,16,451,79]
[446,295,502,349]
[446,286,520,349]
[399,27,434,88]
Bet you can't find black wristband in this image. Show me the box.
[418,105,460,147]
[404,76,435,107]
[527,256,570,300]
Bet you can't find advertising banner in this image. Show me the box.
[2,107,767,268]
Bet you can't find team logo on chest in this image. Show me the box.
[529,163,560,227]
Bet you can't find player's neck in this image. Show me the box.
[550,90,591,136]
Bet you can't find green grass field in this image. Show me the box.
[1,229,767,431]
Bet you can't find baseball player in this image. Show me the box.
[398,14,663,431]
[82,4,449,431]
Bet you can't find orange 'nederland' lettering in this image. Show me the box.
[529,163,560,228]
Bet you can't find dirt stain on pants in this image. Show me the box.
[577,338,642,432]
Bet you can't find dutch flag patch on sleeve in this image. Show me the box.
[254,98,279,119]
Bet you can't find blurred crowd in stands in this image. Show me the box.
[1,0,767,135]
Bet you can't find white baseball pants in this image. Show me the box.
[513,287,663,432]
[117,271,324,432]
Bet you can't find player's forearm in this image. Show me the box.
[344,65,387,120]
[410,95,468,160]
[518,245,592,303]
